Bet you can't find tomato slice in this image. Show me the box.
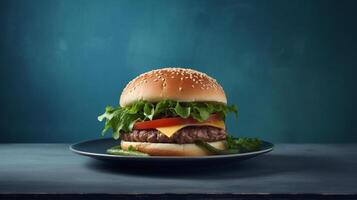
[133,114,222,130]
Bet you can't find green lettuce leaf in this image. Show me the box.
[174,102,191,118]
[98,100,238,139]
[143,102,155,120]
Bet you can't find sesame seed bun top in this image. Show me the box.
[119,67,227,107]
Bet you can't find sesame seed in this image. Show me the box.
[180,77,183,81]
[179,87,182,91]
[123,68,223,96]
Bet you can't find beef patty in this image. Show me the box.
[121,126,226,144]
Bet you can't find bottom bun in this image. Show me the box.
[121,140,226,156]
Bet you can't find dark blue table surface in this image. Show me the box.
[0,144,356,195]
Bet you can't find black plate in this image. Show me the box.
[70,138,274,165]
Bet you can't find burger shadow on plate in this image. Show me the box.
[85,154,337,180]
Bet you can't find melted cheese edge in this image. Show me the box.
[155,121,225,138]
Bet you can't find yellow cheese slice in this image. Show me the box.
[156,121,225,138]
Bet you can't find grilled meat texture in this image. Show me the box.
[121,126,226,144]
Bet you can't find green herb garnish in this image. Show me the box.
[106,145,149,156]
[195,140,240,155]
[226,136,262,152]
[196,137,263,155]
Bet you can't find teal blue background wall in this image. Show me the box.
[0,0,356,143]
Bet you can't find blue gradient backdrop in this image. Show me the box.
[0,0,356,143]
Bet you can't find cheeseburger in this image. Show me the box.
[98,67,239,156]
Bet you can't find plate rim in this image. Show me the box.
[69,138,274,159]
